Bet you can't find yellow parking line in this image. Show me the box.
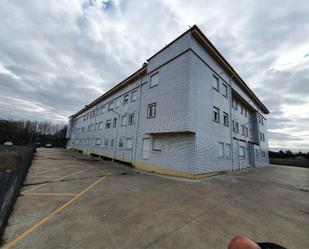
[21,192,78,196]
[3,174,109,249]
[22,169,87,193]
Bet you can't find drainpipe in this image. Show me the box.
[111,109,121,161]
[229,71,236,172]
[132,72,144,165]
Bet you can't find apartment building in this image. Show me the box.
[66,25,270,179]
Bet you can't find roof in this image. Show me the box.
[73,64,147,117]
[72,25,269,117]
[190,25,269,114]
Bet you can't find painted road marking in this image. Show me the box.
[22,169,87,193]
[20,192,78,196]
[3,174,109,249]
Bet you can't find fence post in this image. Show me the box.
[3,170,13,191]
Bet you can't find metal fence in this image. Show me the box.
[0,147,36,237]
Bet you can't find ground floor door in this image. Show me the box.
[248,143,256,167]
[142,138,151,160]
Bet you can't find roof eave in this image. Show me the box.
[191,26,269,114]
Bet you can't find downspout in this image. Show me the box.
[132,71,144,165]
[229,71,236,172]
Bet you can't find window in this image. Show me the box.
[232,99,238,110]
[150,73,159,88]
[263,133,265,142]
[255,149,259,158]
[118,138,124,148]
[152,138,162,151]
[115,99,120,109]
[223,112,229,127]
[244,108,248,117]
[108,102,114,111]
[245,127,249,137]
[239,146,246,157]
[121,115,127,126]
[218,142,224,158]
[213,75,219,91]
[225,143,231,158]
[213,106,220,123]
[94,123,98,131]
[241,125,245,135]
[113,118,117,128]
[233,121,239,133]
[240,105,244,115]
[258,115,264,125]
[105,119,112,129]
[131,90,137,102]
[123,94,129,105]
[260,132,263,141]
[98,122,103,130]
[111,139,114,147]
[222,83,228,97]
[126,138,133,149]
[100,106,105,115]
[103,138,109,147]
[250,129,253,139]
[147,103,157,118]
[95,138,101,146]
[128,113,135,125]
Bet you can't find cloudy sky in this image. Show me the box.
[0,0,309,151]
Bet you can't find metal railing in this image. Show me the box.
[0,146,36,237]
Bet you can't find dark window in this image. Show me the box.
[113,118,117,128]
[213,106,220,123]
[105,120,111,129]
[128,113,135,125]
[223,112,229,127]
[147,103,157,118]
[222,84,228,97]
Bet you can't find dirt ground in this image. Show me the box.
[2,148,309,249]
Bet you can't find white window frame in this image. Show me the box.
[128,113,135,125]
[103,138,109,147]
[95,138,101,146]
[113,118,117,128]
[152,138,162,152]
[218,142,224,158]
[147,103,157,118]
[123,94,129,105]
[131,90,137,102]
[126,138,133,149]
[239,146,246,157]
[121,115,127,126]
[213,106,220,123]
[105,120,112,129]
[149,72,159,88]
[108,102,114,111]
[118,138,124,149]
[213,75,219,91]
[98,122,103,130]
[225,143,231,158]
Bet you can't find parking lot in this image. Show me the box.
[2,148,309,249]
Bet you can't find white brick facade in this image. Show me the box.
[66,25,269,178]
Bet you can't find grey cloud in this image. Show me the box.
[0,0,309,150]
